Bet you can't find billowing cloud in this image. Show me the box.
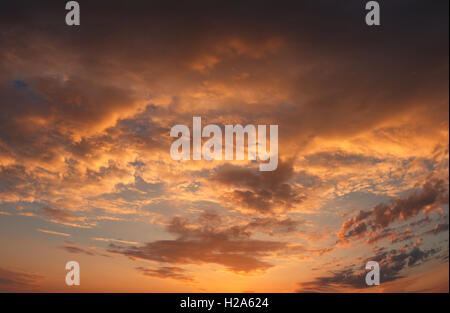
[212,161,305,213]
[108,213,304,273]
[297,246,443,292]
[338,178,449,243]
[0,0,448,292]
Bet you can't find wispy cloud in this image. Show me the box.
[37,228,71,237]
[92,237,139,245]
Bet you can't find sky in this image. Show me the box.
[0,0,448,292]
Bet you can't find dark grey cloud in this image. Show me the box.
[101,176,165,202]
[246,217,304,236]
[60,245,95,256]
[425,223,450,235]
[41,206,76,222]
[107,212,303,273]
[304,151,383,167]
[339,178,449,242]
[212,160,305,213]
[297,246,441,291]
[1,1,447,143]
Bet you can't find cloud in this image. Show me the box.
[60,242,113,258]
[92,237,139,245]
[136,266,194,282]
[41,207,76,222]
[107,213,301,273]
[0,0,448,292]
[390,229,415,244]
[338,178,449,243]
[297,246,441,292]
[39,206,94,228]
[60,245,95,256]
[245,217,304,236]
[0,267,43,292]
[101,176,164,202]
[37,228,71,237]
[425,223,449,235]
[304,151,383,168]
[364,228,415,245]
[212,161,305,213]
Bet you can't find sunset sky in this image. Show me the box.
[0,0,448,292]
